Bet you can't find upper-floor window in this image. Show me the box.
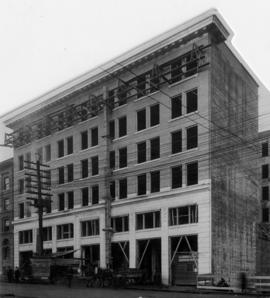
[3,198,10,210]
[171,130,182,154]
[81,131,88,150]
[110,151,115,169]
[187,161,198,185]
[169,204,198,226]
[45,145,51,162]
[81,219,99,237]
[81,187,89,206]
[119,178,127,199]
[119,116,127,137]
[19,202,24,219]
[25,152,31,163]
[19,230,33,244]
[137,109,146,131]
[91,127,98,147]
[137,142,146,164]
[137,174,147,195]
[172,166,182,189]
[2,218,10,232]
[186,126,198,149]
[136,211,160,230]
[57,223,73,239]
[58,140,64,158]
[137,74,147,98]
[58,193,65,211]
[111,216,129,233]
[58,167,65,184]
[171,59,182,84]
[67,191,74,209]
[262,208,269,222]
[150,137,160,160]
[262,142,269,157]
[43,227,52,241]
[151,171,160,193]
[92,185,99,205]
[186,89,198,113]
[110,181,115,200]
[3,176,10,191]
[67,136,73,155]
[18,155,24,171]
[109,120,115,140]
[262,164,269,179]
[150,104,159,127]
[119,147,127,168]
[19,179,24,194]
[262,186,269,201]
[67,164,74,182]
[171,95,182,119]
[81,159,88,178]
[91,156,99,176]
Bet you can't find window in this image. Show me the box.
[117,84,128,106]
[67,191,74,209]
[151,171,160,193]
[67,136,73,155]
[262,208,269,222]
[3,219,10,232]
[67,164,74,182]
[19,179,24,194]
[81,187,89,206]
[3,177,10,190]
[112,216,129,233]
[119,116,127,137]
[137,74,147,98]
[171,59,182,83]
[187,161,198,185]
[150,65,160,92]
[58,167,65,184]
[169,205,198,226]
[109,120,115,140]
[262,164,269,179]
[2,239,9,260]
[150,104,159,126]
[171,95,182,119]
[19,203,24,218]
[81,131,88,150]
[37,147,43,163]
[19,230,33,244]
[172,166,182,189]
[136,211,160,230]
[81,159,88,178]
[119,178,127,199]
[92,185,99,205]
[119,147,127,168]
[137,109,146,131]
[262,186,269,201]
[110,181,115,200]
[43,227,52,241]
[58,193,65,211]
[137,142,146,163]
[58,140,64,158]
[186,126,198,149]
[57,224,74,239]
[138,174,147,195]
[91,156,99,176]
[45,197,51,213]
[108,89,115,109]
[186,89,198,113]
[18,155,24,171]
[262,142,269,157]
[3,198,10,210]
[45,145,51,162]
[110,151,115,169]
[25,152,31,163]
[81,219,99,237]
[91,127,98,146]
[171,130,182,154]
[150,137,160,160]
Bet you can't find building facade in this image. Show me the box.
[2,9,259,286]
[0,158,14,276]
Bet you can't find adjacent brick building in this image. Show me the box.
[1,9,260,285]
[0,158,14,276]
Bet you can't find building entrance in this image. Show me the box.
[111,241,129,270]
[137,238,161,284]
[170,235,198,285]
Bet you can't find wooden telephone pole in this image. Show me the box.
[24,158,52,256]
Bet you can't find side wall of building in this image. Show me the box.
[210,39,259,285]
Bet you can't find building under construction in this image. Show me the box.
[1,9,260,286]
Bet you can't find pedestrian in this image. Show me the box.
[14,267,20,283]
[7,267,13,283]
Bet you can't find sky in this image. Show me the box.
[0,0,270,161]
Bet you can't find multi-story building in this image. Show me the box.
[0,158,14,276]
[1,9,260,286]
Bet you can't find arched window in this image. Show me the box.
[2,239,9,260]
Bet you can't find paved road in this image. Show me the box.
[0,282,262,298]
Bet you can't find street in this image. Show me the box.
[0,282,263,298]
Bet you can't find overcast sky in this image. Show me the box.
[0,0,270,161]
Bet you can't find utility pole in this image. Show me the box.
[24,158,51,256]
